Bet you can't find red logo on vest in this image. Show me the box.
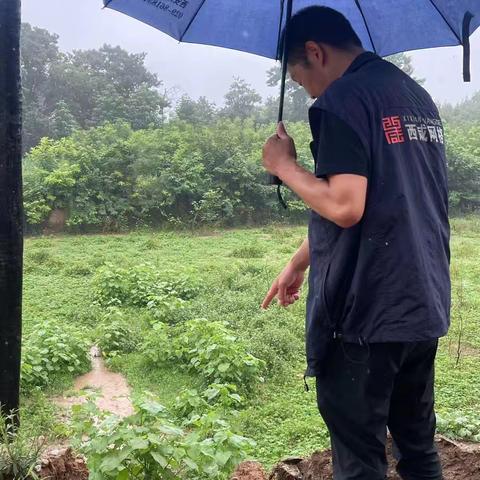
[382,116,405,144]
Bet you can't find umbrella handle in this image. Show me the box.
[269,0,293,206]
[268,50,287,187]
[277,0,293,124]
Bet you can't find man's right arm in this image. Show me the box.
[261,237,309,309]
[290,237,310,271]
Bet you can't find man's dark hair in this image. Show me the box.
[281,6,363,64]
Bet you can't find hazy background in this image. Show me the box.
[22,0,480,106]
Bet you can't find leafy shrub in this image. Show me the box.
[145,295,187,324]
[171,319,265,389]
[139,319,264,390]
[140,322,171,365]
[97,309,139,359]
[21,321,90,390]
[154,277,198,301]
[93,264,197,323]
[192,189,236,226]
[173,383,244,422]
[71,394,254,479]
[23,120,305,232]
[437,411,480,441]
[92,263,143,307]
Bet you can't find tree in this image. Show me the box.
[440,91,480,125]
[444,123,480,212]
[21,25,170,151]
[20,23,64,150]
[58,45,170,130]
[175,95,217,124]
[71,45,159,95]
[386,53,425,85]
[20,24,62,107]
[49,101,79,139]
[262,65,309,123]
[222,78,262,120]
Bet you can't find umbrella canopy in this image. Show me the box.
[103,0,479,79]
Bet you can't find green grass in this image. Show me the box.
[20,217,480,467]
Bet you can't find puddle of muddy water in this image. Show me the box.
[53,346,134,417]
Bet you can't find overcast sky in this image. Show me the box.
[22,0,480,107]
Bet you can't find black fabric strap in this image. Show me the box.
[277,184,287,209]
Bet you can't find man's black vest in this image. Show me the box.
[305,52,450,376]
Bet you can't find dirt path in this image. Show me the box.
[52,345,134,417]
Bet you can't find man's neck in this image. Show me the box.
[333,47,366,79]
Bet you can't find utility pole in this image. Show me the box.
[0,0,24,424]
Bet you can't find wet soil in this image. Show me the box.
[235,437,480,480]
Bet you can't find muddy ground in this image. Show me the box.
[233,437,480,480]
[31,436,480,479]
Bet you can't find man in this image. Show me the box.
[261,6,450,480]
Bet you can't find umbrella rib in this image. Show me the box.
[276,0,286,61]
[427,0,461,43]
[354,0,377,53]
[179,0,208,42]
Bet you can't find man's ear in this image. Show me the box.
[305,41,323,65]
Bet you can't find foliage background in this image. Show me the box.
[21,24,480,233]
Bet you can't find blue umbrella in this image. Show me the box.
[103,1,479,78]
[103,0,479,199]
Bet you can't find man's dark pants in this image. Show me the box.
[315,339,443,480]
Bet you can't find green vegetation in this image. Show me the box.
[140,317,265,389]
[437,411,480,442]
[21,321,90,390]
[23,119,480,233]
[71,395,254,479]
[0,411,44,480]
[444,123,480,211]
[18,218,480,475]
[22,120,311,232]
[21,23,479,233]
